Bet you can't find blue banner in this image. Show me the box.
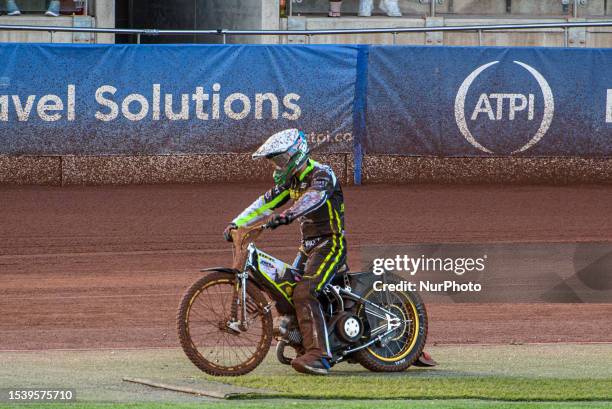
[0,44,357,155]
[366,46,612,156]
[1,44,611,157]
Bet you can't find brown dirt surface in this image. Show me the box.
[1,184,611,350]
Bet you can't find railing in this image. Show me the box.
[287,0,595,19]
[1,20,612,46]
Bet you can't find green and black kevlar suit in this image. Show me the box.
[232,159,346,359]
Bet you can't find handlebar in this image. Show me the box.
[253,215,280,231]
[234,218,275,235]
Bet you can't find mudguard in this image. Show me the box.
[199,267,240,274]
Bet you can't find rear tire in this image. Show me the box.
[177,272,273,376]
[354,288,428,372]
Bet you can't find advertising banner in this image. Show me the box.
[1,44,611,157]
[366,46,612,156]
[0,44,357,154]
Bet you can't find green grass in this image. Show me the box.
[1,344,611,408]
[3,401,612,409]
[215,375,612,401]
[202,343,612,402]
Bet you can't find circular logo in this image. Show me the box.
[454,61,555,154]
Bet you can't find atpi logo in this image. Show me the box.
[454,61,555,154]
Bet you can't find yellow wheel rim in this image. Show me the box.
[363,289,420,362]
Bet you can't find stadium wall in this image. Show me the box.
[282,17,612,48]
[0,154,352,186]
[4,154,612,186]
[1,43,611,185]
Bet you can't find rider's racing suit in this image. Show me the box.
[232,159,346,360]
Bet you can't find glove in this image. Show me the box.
[223,223,237,242]
[268,213,291,230]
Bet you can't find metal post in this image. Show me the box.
[392,32,397,45]
[478,29,482,46]
[289,0,293,17]
[430,0,436,17]
[306,34,311,44]
[223,33,227,44]
[573,0,578,18]
[136,33,141,44]
[564,26,569,47]
[50,30,54,43]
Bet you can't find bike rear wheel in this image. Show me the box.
[177,272,273,376]
[354,287,428,372]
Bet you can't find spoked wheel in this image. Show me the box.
[177,272,273,376]
[354,287,428,372]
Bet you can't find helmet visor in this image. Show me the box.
[268,152,292,169]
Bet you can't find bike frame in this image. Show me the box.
[217,220,404,361]
[181,216,430,376]
[230,228,401,360]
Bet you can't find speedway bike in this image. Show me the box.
[177,218,429,376]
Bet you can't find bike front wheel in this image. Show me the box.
[177,272,273,376]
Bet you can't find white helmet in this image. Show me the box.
[252,129,309,185]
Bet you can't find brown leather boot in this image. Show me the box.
[294,301,330,358]
[291,351,331,375]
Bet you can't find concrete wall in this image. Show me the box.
[0,155,62,185]
[4,154,612,186]
[0,15,96,43]
[196,0,280,44]
[447,0,507,15]
[362,156,612,184]
[0,0,114,44]
[511,0,604,16]
[288,0,607,16]
[284,16,426,44]
[0,154,351,186]
[282,16,612,47]
[91,0,115,44]
[443,17,567,47]
[290,0,449,15]
[587,24,612,47]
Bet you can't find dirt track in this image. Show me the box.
[1,184,611,350]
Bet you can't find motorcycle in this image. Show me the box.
[177,218,430,376]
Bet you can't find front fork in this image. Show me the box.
[239,271,248,330]
[228,271,249,332]
[232,243,257,331]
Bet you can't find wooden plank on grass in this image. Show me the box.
[122,377,273,399]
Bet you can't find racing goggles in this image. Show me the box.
[267,152,292,169]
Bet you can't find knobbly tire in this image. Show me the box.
[354,289,428,372]
[177,272,273,376]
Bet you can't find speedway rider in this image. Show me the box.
[224,128,346,376]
